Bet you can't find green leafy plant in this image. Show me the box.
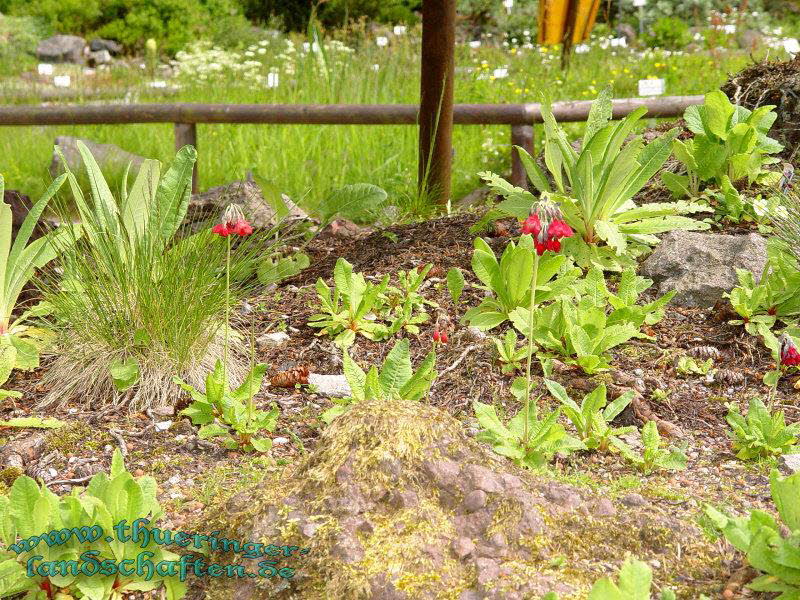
[725,240,800,333]
[705,469,800,599]
[544,380,636,452]
[588,555,677,600]
[257,251,310,286]
[0,449,186,599]
[463,236,581,331]
[616,420,688,474]
[0,174,79,390]
[492,329,533,375]
[38,142,284,411]
[676,355,714,376]
[725,397,800,461]
[378,263,437,336]
[175,359,278,452]
[321,338,436,423]
[510,267,673,374]
[477,89,709,270]
[662,90,783,199]
[308,257,390,348]
[473,377,584,470]
[644,16,691,49]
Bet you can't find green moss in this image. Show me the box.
[0,466,22,488]
[45,422,110,454]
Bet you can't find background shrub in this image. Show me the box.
[644,16,691,49]
[239,0,420,32]
[0,0,102,36]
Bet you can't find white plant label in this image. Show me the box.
[784,38,800,55]
[638,78,665,96]
[53,75,71,87]
[37,63,53,76]
[633,0,646,6]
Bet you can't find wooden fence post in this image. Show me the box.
[174,122,198,194]
[510,124,534,189]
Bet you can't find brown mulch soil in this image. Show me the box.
[1,209,798,599]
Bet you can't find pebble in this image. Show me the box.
[174,434,186,442]
[47,468,58,479]
[104,445,113,453]
[154,420,173,432]
[257,332,291,348]
[68,408,78,414]
[273,437,290,446]
[168,475,181,485]
[633,368,644,377]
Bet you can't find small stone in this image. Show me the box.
[778,453,800,475]
[517,509,545,536]
[134,468,145,476]
[620,493,647,507]
[47,468,58,479]
[257,332,290,348]
[272,437,290,446]
[168,475,181,486]
[591,498,617,517]
[543,483,582,509]
[154,420,173,432]
[104,445,113,453]
[152,406,175,417]
[633,368,644,377]
[423,459,461,490]
[300,522,320,538]
[389,490,418,510]
[68,408,78,414]
[451,537,475,559]
[475,557,500,585]
[463,464,503,493]
[174,434,186,443]
[463,490,488,513]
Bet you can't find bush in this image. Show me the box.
[95,0,253,54]
[644,16,691,49]
[0,14,47,77]
[2,0,102,36]
[239,0,420,31]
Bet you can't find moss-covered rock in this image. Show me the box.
[197,398,721,599]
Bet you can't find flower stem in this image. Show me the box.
[224,236,231,385]
[523,251,540,447]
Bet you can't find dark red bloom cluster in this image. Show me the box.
[212,204,253,237]
[433,329,448,344]
[780,334,800,367]
[520,201,574,255]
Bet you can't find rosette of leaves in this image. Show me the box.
[0,449,186,600]
[705,469,800,599]
[463,236,581,331]
[321,338,436,424]
[475,88,710,270]
[308,257,391,348]
[378,263,437,336]
[615,421,688,474]
[725,397,800,461]
[473,377,585,470]
[662,90,783,199]
[175,360,278,452]
[510,267,674,374]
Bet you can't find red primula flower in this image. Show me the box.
[433,329,448,344]
[780,334,800,367]
[521,199,573,255]
[212,205,253,237]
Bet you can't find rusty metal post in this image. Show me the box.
[510,124,535,189]
[419,0,456,204]
[174,122,198,194]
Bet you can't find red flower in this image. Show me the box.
[213,205,253,237]
[433,329,448,344]
[211,223,231,237]
[780,335,800,367]
[547,219,573,239]
[521,214,541,236]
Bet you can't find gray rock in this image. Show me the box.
[423,458,461,490]
[88,49,112,66]
[640,231,768,308]
[475,558,500,585]
[591,498,617,517]
[459,591,483,600]
[463,489,488,512]
[188,180,307,228]
[543,483,582,509]
[389,490,419,510]
[256,332,290,348]
[37,35,87,63]
[307,373,351,397]
[452,536,476,559]
[737,29,763,50]
[463,464,504,494]
[89,38,123,55]
[49,136,145,180]
[778,453,800,475]
[620,493,648,508]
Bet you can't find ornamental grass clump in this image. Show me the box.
[37,142,290,411]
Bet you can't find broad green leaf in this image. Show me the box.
[447,267,465,304]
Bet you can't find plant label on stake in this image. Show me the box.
[638,78,665,96]
[633,0,646,6]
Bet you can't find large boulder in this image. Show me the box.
[640,231,768,308]
[36,35,87,64]
[198,398,718,600]
[188,180,307,228]
[89,38,123,55]
[49,136,146,180]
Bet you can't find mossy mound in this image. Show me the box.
[722,55,800,161]
[201,399,721,599]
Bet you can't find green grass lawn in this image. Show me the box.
[0,27,787,219]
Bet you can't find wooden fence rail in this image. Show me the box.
[0,95,703,194]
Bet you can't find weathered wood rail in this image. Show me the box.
[0,95,703,194]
